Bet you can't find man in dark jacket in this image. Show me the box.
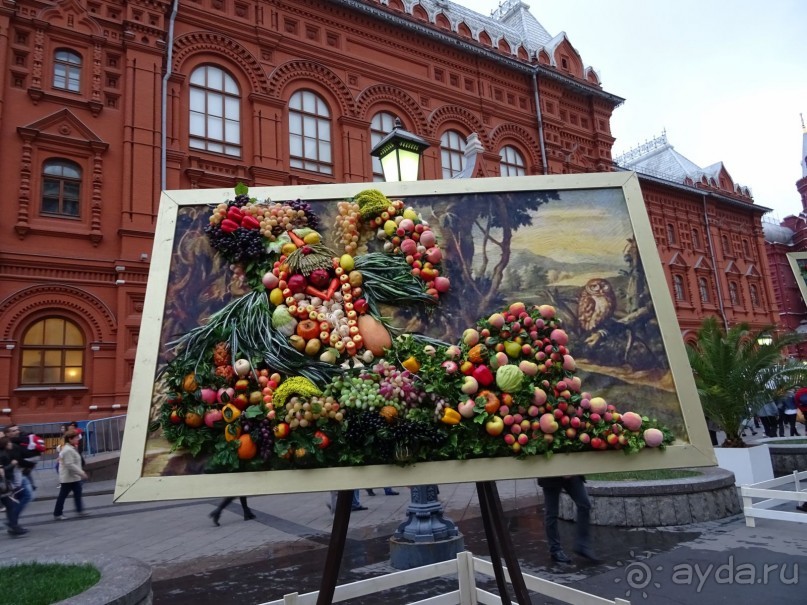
[6,425,39,516]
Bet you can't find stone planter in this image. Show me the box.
[0,555,152,605]
[714,443,773,486]
[759,438,807,476]
[558,466,741,526]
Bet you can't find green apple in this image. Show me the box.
[485,416,505,436]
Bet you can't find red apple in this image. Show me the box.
[233,393,249,410]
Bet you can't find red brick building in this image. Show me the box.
[0,0,777,423]
[615,133,777,342]
[762,125,807,358]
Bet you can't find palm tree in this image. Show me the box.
[686,317,807,447]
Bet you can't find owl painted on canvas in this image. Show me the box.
[577,278,617,332]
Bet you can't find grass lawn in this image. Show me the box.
[0,562,100,605]
[587,468,702,482]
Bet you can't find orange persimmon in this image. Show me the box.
[296,319,320,340]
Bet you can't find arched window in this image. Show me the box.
[666,223,677,246]
[698,277,710,303]
[440,130,467,178]
[189,65,241,156]
[370,111,397,182]
[289,90,332,175]
[750,284,759,306]
[499,145,526,176]
[691,229,701,250]
[42,159,81,217]
[53,49,82,92]
[729,281,739,305]
[20,317,84,385]
[673,274,685,301]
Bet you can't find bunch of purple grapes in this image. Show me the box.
[242,418,274,462]
[230,193,251,208]
[205,223,265,264]
[289,198,320,230]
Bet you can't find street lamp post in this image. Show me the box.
[370,118,430,182]
[370,118,465,570]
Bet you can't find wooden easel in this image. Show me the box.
[316,481,531,605]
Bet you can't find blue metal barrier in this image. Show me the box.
[15,415,127,471]
[84,415,126,455]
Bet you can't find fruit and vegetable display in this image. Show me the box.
[157,185,673,472]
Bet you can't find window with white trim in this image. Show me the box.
[698,277,710,303]
[189,65,241,157]
[440,130,467,178]
[42,159,81,217]
[289,90,332,174]
[673,274,685,301]
[729,281,740,305]
[499,145,526,176]
[53,49,82,92]
[20,317,84,385]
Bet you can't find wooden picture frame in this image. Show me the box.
[786,251,807,305]
[115,172,715,502]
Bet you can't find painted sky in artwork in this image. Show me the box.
[508,189,634,285]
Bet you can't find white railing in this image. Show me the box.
[259,551,631,605]
[741,470,807,526]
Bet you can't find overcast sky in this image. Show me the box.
[459,0,807,220]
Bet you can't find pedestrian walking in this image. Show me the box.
[779,391,800,437]
[209,496,256,526]
[53,429,89,520]
[538,475,599,564]
[758,400,780,438]
[0,435,27,537]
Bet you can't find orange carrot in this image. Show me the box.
[305,285,329,300]
[325,277,340,300]
[287,230,306,247]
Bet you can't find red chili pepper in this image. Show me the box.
[227,206,243,223]
[220,219,240,233]
[325,277,340,300]
[241,215,261,230]
[287,230,306,247]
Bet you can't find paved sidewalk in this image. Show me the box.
[4,462,807,604]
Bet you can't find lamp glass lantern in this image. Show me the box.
[370,118,430,182]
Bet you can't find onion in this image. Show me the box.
[233,358,251,376]
[288,274,308,294]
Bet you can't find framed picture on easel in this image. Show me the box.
[115,172,714,503]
